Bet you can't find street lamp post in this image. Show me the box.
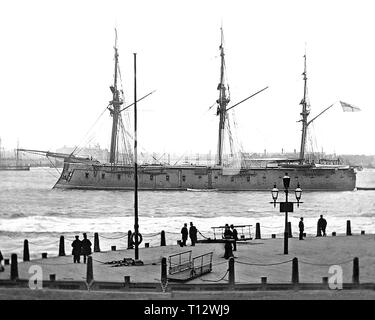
[270,173,303,255]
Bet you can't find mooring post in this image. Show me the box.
[86,255,94,285]
[352,257,359,285]
[361,230,365,235]
[10,253,18,281]
[228,257,235,287]
[127,230,133,249]
[255,222,261,239]
[124,276,130,288]
[271,234,276,239]
[41,252,48,259]
[59,236,65,256]
[111,246,116,251]
[332,232,336,237]
[346,220,352,236]
[261,277,267,285]
[23,239,30,262]
[288,222,293,238]
[161,257,167,283]
[161,230,166,246]
[94,232,100,252]
[291,257,299,285]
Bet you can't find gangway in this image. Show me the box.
[167,250,213,282]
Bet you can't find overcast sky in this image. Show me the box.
[0,0,374,156]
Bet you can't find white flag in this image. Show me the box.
[340,101,361,112]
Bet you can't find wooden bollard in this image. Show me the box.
[332,232,336,237]
[23,239,30,262]
[161,230,166,246]
[86,256,94,284]
[288,222,293,238]
[124,276,130,287]
[322,277,328,285]
[127,230,133,249]
[10,254,18,281]
[49,274,56,281]
[291,257,299,284]
[255,223,261,239]
[111,246,116,251]
[94,232,100,252]
[352,257,359,285]
[261,277,267,284]
[271,234,276,239]
[346,220,352,236]
[161,257,167,283]
[59,236,65,256]
[361,230,365,235]
[42,252,48,259]
[145,243,150,248]
[228,257,235,287]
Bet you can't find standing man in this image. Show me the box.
[320,215,327,237]
[81,233,92,264]
[71,235,82,263]
[189,222,197,246]
[299,217,304,240]
[230,224,238,251]
[181,223,188,246]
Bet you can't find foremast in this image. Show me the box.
[216,28,230,166]
[109,30,124,164]
[298,53,310,164]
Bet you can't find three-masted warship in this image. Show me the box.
[21,30,356,191]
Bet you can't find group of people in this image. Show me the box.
[298,215,328,240]
[180,222,197,246]
[71,233,92,263]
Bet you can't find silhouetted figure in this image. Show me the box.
[230,224,238,251]
[81,233,92,264]
[189,222,197,246]
[319,215,327,236]
[223,224,232,239]
[71,236,82,263]
[181,223,188,246]
[299,217,304,240]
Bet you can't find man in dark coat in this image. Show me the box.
[81,233,92,264]
[71,235,82,263]
[181,223,188,246]
[320,215,327,236]
[230,224,238,251]
[299,217,304,240]
[189,222,197,246]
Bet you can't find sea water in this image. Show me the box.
[0,168,374,259]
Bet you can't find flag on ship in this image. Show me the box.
[340,101,361,112]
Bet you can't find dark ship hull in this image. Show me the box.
[54,161,356,191]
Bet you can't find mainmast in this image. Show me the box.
[216,28,230,166]
[109,30,123,164]
[298,53,310,163]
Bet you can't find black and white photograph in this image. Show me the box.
[1,0,375,312]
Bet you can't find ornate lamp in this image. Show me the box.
[271,184,279,207]
[295,183,302,207]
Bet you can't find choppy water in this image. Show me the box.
[1,168,374,259]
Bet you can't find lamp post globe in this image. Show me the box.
[282,173,290,190]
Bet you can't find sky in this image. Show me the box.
[0,0,374,156]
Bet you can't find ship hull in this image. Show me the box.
[53,161,356,191]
